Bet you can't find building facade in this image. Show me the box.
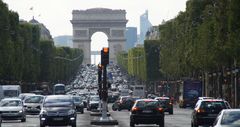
[29,17,52,41]
[71,8,128,64]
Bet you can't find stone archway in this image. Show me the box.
[71,8,128,64]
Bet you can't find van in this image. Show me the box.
[0,85,21,100]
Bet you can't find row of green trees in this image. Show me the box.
[159,0,240,79]
[0,0,83,83]
[117,40,161,82]
[117,0,240,82]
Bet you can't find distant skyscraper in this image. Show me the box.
[125,27,137,51]
[139,10,152,44]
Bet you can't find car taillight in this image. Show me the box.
[158,108,164,112]
[196,108,205,113]
[131,107,139,112]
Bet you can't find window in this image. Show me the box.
[0,100,22,107]
[25,96,43,103]
[221,111,240,125]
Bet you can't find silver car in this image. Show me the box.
[23,95,44,115]
[0,98,26,122]
[213,109,240,127]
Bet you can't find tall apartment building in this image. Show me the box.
[125,27,137,51]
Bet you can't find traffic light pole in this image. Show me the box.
[91,47,118,125]
[101,65,108,120]
[98,64,102,112]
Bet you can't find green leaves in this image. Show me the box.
[0,0,84,83]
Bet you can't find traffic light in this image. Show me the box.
[98,64,102,75]
[101,47,109,65]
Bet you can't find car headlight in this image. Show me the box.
[68,110,75,115]
[19,110,23,113]
[40,110,47,114]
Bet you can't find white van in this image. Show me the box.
[0,85,21,100]
[132,85,145,98]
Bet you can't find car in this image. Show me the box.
[213,109,240,127]
[191,99,229,127]
[130,99,164,127]
[19,93,36,100]
[112,96,134,111]
[198,96,214,100]
[72,96,84,114]
[155,96,173,114]
[39,95,77,127]
[0,98,26,122]
[87,95,100,111]
[0,113,1,127]
[23,95,44,114]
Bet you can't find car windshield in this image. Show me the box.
[0,100,22,107]
[24,96,44,103]
[4,90,18,97]
[158,99,170,105]
[200,101,227,111]
[136,101,159,109]
[44,96,72,107]
[221,111,240,125]
[73,96,82,103]
[91,97,99,101]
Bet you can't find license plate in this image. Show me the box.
[208,114,217,117]
[3,113,17,116]
[53,117,63,121]
[142,110,152,113]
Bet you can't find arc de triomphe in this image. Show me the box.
[71,8,128,64]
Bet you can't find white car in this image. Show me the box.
[198,96,214,100]
[213,109,240,127]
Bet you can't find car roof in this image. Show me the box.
[1,98,22,101]
[45,95,71,99]
[155,97,170,100]
[19,93,35,95]
[222,109,240,112]
[26,94,44,97]
[201,99,225,102]
[198,97,214,99]
[136,99,158,102]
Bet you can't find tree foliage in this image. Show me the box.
[159,0,240,78]
[117,0,239,81]
[0,0,83,84]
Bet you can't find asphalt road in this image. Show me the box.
[1,104,193,127]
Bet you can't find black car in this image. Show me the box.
[191,99,229,127]
[130,99,164,127]
[72,96,84,114]
[155,97,173,114]
[112,96,134,111]
[87,95,100,111]
[39,95,77,127]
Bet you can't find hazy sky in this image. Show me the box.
[3,0,188,37]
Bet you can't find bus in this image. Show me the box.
[53,84,66,95]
